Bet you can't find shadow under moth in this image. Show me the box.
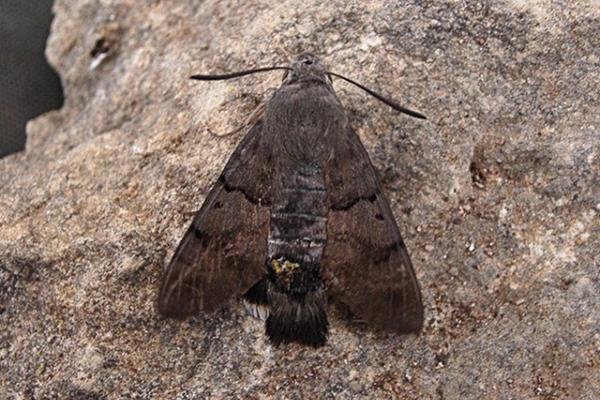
[157,53,425,347]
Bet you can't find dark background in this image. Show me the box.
[0,0,64,158]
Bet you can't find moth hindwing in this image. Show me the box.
[158,52,424,347]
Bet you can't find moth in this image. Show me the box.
[157,53,425,347]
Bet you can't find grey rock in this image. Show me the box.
[1,1,598,399]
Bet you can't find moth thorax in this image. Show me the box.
[267,85,346,166]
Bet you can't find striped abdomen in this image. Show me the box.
[264,166,329,346]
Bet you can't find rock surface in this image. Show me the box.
[1,1,598,398]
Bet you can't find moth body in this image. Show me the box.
[158,53,425,347]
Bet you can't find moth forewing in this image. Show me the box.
[157,122,271,317]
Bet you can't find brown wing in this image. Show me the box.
[322,127,423,334]
[157,121,272,317]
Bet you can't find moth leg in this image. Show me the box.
[207,125,246,138]
[207,94,270,138]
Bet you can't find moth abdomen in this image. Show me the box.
[258,167,330,346]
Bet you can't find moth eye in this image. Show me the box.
[303,59,313,65]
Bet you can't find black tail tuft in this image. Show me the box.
[266,289,329,347]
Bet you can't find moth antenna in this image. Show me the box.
[328,72,427,119]
[191,66,291,81]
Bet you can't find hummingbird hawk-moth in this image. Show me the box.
[157,53,425,347]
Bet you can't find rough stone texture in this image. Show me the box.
[1,0,598,399]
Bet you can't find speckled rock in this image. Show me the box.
[1,1,598,399]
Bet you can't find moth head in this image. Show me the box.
[282,52,332,85]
